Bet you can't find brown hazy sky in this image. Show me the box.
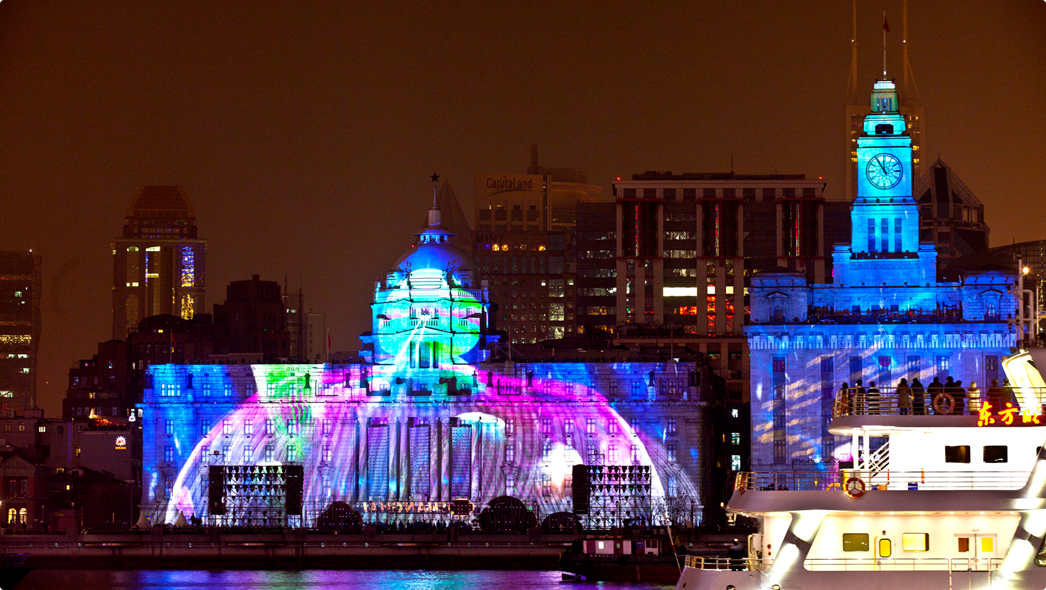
[1,1,1044,415]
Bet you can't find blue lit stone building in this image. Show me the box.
[746,80,1017,470]
[138,199,713,528]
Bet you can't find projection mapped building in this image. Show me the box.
[746,79,1017,469]
[140,198,709,527]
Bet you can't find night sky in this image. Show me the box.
[1,1,1043,415]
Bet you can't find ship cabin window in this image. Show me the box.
[902,533,929,552]
[878,538,892,558]
[842,533,869,552]
[983,446,1008,463]
[945,445,971,463]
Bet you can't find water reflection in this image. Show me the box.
[20,569,674,590]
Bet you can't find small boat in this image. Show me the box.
[561,531,684,582]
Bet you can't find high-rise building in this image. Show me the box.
[112,186,206,340]
[473,147,604,347]
[283,285,304,361]
[748,79,1016,469]
[213,275,289,362]
[597,173,850,406]
[0,251,42,409]
[914,158,990,275]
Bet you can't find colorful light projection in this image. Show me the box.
[146,361,700,527]
[368,265,489,367]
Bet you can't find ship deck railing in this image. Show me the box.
[733,470,1029,492]
[830,386,1046,418]
[684,555,1004,572]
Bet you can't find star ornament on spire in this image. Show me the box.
[430,172,440,183]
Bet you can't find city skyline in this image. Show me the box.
[0,1,1044,414]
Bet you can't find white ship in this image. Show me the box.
[676,348,1046,590]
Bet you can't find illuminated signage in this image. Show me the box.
[115,435,128,449]
[977,402,1042,427]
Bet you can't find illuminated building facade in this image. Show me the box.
[748,79,1017,469]
[474,146,605,345]
[139,197,712,528]
[112,186,206,340]
[0,250,41,409]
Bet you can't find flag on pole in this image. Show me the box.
[883,14,890,32]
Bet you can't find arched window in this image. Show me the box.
[6,508,15,524]
[18,508,26,524]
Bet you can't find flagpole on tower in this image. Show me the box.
[882,9,889,78]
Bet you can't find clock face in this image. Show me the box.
[866,153,904,190]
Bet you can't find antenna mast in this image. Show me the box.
[902,0,909,94]
[846,0,858,101]
[882,9,888,78]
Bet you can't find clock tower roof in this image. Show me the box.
[864,79,906,136]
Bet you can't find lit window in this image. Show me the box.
[165,420,174,435]
[223,419,232,436]
[667,418,677,436]
[505,445,515,463]
[244,419,253,436]
[902,533,929,552]
[667,443,677,462]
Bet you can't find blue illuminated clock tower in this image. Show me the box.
[835,78,937,287]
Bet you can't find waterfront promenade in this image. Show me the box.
[0,529,580,570]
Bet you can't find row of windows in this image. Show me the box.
[944,445,1009,464]
[843,532,930,552]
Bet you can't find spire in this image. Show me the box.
[428,173,441,228]
[845,0,859,103]
[882,9,889,78]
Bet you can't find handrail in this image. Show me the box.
[830,386,1046,418]
[733,470,1029,492]
[684,555,1004,572]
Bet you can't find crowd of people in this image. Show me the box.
[834,377,1022,416]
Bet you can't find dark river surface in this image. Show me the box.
[16,569,675,590]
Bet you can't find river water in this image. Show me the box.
[17,569,675,589]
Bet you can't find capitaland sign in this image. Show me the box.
[476,174,543,198]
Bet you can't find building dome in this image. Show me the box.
[388,209,475,288]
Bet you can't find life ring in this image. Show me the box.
[845,477,866,498]
[735,472,749,493]
[933,392,956,415]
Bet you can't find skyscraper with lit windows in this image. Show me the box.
[0,250,41,409]
[112,186,206,340]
